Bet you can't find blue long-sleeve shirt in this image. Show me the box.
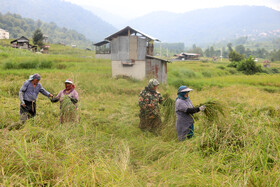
[19,80,50,104]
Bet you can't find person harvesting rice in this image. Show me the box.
[175,85,206,141]
[7,73,53,130]
[138,79,163,133]
[51,79,79,123]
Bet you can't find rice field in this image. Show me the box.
[0,45,279,186]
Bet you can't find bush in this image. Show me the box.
[39,60,53,69]
[237,56,263,75]
[3,62,17,69]
[18,61,38,69]
[228,61,240,68]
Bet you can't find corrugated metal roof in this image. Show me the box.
[146,55,171,63]
[10,36,29,43]
[93,40,110,46]
[105,26,160,42]
[181,53,200,56]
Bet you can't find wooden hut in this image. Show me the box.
[173,53,200,61]
[93,40,111,59]
[10,36,35,50]
[104,26,169,83]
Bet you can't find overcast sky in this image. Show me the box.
[64,0,280,18]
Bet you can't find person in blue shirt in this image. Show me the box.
[7,73,53,130]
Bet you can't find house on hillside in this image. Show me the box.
[43,35,48,43]
[98,26,169,83]
[93,40,111,59]
[173,53,200,61]
[10,36,37,51]
[0,28,9,39]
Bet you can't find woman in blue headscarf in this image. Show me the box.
[175,85,206,141]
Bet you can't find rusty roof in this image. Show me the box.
[105,26,160,42]
[146,55,171,63]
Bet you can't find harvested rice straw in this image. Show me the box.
[160,94,177,140]
[61,96,77,123]
[200,99,225,122]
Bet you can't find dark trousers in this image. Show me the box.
[8,100,36,130]
[20,100,36,119]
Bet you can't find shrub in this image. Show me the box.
[39,60,53,69]
[237,56,263,75]
[227,61,240,68]
[217,65,225,70]
[18,61,38,69]
[201,71,212,77]
[3,62,17,69]
[56,63,67,69]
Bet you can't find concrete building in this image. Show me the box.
[0,29,9,39]
[102,26,169,83]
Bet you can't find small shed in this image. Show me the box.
[173,53,200,61]
[104,26,169,83]
[10,36,35,50]
[93,40,111,59]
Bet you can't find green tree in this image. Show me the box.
[228,50,244,62]
[32,29,44,48]
[235,45,245,55]
[269,49,280,61]
[227,43,233,52]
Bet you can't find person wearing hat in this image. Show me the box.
[51,79,79,123]
[138,78,163,133]
[175,85,206,141]
[7,73,53,130]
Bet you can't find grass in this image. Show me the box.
[0,44,280,186]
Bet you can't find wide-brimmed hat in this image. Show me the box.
[178,85,193,93]
[65,79,73,84]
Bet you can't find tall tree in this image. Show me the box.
[32,29,44,47]
[227,43,233,52]
[235,45,245,55]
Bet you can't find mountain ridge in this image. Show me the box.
[0,0,117,42]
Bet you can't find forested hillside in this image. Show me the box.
[0,0,117,42]
[0,13,92,48]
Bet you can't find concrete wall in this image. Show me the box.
[112,60,146,80]
[95,54,111,59]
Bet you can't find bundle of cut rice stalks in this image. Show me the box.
[200,99,225,122]
[61,96,77,123]
[160,94,177,140]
